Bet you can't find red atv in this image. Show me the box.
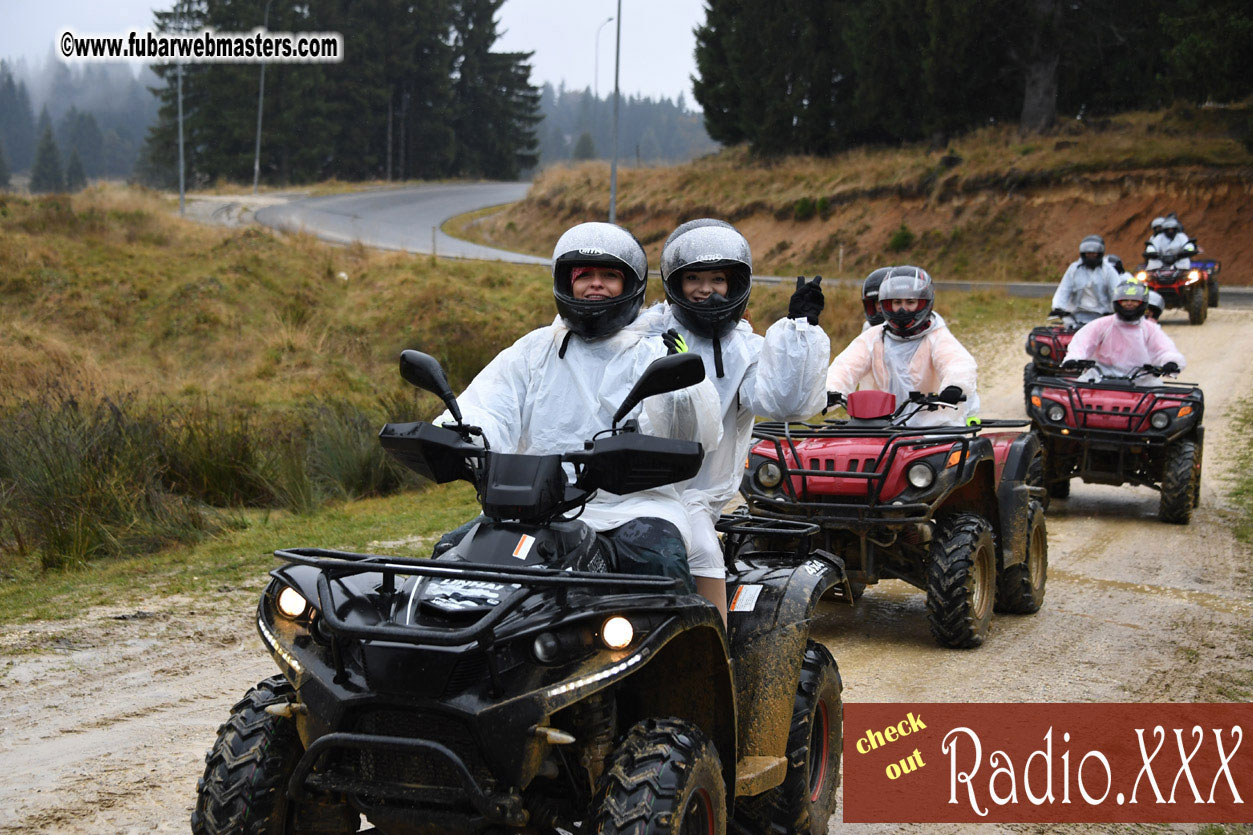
[1133,249,1219,325]
[740,390,1047,649]
[1028,361,1204,523]
[1023,315,1080,397]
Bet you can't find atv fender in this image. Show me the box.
[724,552,845,780]
[993,433,1042,569]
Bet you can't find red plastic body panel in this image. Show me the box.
[751,435,955,500]
[847,390,897,420]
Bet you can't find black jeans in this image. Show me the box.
[434,516,694,593]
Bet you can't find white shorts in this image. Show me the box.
[685,511,726,579]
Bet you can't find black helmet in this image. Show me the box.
[862,267,892,326]
[1112,279,1149,322]
[551,222,648,339]
[878,265,935,337]
[1079,234,1105,268]
[1106,253,1125,274]
[660,219,752,340]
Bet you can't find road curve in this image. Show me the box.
[254,182,549,265]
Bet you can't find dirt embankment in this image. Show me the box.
[468,167,1252,286]
[1,306,1250,834]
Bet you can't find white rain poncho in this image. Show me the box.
[1146,231,1193,269]
[1065,315,1185,384]
[638,303,830,578]
[827,314,978,427]
[1051,259,1123,324]
[434,316,722,549]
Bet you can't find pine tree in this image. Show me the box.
[65,149,87,191]
[29,126,64,193]
[0,135,10,189]
[571,132,596,160]
[0,63,37,171]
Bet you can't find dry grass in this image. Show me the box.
[458,107,1252,286]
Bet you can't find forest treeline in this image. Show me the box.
[694,0,1253,155]
[135,0,540,186]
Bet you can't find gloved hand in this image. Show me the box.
[938,385,964,405]
[788,276,824,325]
[825,391,845,411]
[1049,308,1069,319]
[1062,359,1081,370]
[662,328,688,355]
[1161,361,1180,375]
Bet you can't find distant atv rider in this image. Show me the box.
[640,219,830,622]
[1050,234,1122,326]
[432,222,722,592]
[1144,216,1197,270]
[861,266,892,329]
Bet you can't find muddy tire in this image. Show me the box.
[1159,440,1198,524]
[1208,277,1219,308]
[593,718,726,835]
[1193,442,1203,508]
[926,514,996,649]
[735,642,842,835]
[1023,362,1038,389]
[1026,450,1048,511]
[1187,289,1207,325]
[192,676,355,835]
[995,500,1047,614]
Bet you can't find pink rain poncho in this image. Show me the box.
[1065,315,1185,383]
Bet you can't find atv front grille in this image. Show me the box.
[349,709,494,791]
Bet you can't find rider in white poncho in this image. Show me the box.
[638,219,830,621]
[434,222,722,591]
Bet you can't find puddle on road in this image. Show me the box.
[1048,568,1251,615]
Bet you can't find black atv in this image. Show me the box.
[192,350,846,835]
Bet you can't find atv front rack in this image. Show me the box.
[746,419,1027,526]
[1032,374,1201,437]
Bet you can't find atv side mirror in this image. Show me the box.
[612,353,705,427]
[399,350,462,423]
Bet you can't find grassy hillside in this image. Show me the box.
[461,106,1253,284]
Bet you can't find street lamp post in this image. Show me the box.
[252,0,274,195]
[608,0,622,223]
[594,16,613,101]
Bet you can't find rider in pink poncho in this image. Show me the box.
[1063,280,1185,384]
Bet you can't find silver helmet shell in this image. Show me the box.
[551,222,648,339]
[878,266,935,337]
[660,219,752,340]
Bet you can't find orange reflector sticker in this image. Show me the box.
[1178,405,1192,418]
[1030,395,1041,408]
[946,450,962,468]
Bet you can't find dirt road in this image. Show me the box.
[1,308,1250,834]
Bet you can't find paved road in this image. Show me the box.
[253,182,548,265]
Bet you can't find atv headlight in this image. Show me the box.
[906,462,935,489]
[1046,403,1066,422]
[1186,270,1200,283]
[532,633,561,663]
[1038,344,1051,357]
[754,460,783,489]
[276,586,310,619]
[1135,271,1148,282]
[1149,411,1170,430]
[600,616,634,650]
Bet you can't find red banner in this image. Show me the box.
[843,703,1252,823]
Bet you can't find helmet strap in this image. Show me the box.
[558,330,574,359]
[713,337,725,379]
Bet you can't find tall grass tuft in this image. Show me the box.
[0,387,224,569]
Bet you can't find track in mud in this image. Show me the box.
[1,309,1250,834]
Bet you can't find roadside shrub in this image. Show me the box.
[306,401,414,501]
[793,197,816,222]
[887,223,916,252]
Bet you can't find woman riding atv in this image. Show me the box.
[1062,279,1185,385]
[639,219,830,622]
[432,221,722,595]
[826,265,979,427]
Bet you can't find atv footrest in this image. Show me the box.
[734,755,787,797]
